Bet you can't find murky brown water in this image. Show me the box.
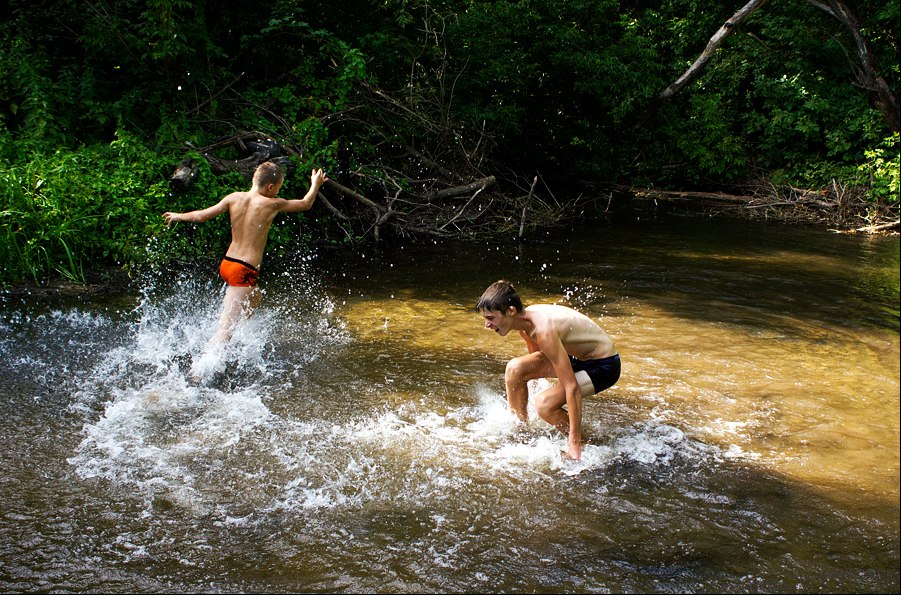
[1,214,898,593]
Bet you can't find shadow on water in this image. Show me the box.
[327,214,899,334]
[0,214,898,593]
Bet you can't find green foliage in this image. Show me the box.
[0,34,77,155]
[3,0,894,189]
[149,156,239,269]
[0,130,172,286]
[237,16,369,148]
[858,133,900,203]
[625,0,899,186]
[1,0,899,287]
[442,0,666,178]
[763,133,898,208]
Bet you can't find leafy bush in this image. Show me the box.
[858,133,900,204]
[0,130,172,286]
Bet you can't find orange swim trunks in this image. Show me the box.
[219,256,259,287]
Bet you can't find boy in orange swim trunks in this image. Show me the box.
[163,162,328,344]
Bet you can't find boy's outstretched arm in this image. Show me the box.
[163,195,231,225]
[282,168,329,213]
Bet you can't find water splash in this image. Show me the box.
[3,258,731,526]
[44,256,347,512]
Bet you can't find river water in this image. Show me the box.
[1,213,898,593]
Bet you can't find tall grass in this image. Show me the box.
[0,130,172,287]
[0,129,316,288]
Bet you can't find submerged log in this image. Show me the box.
[631,188,755,205]
[629,184,897,234]
[850,219,900,234]
[630,186,842,209]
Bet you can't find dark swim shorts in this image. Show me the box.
[569,353,621,394]
[219,256,259,287]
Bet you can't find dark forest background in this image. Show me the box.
[1,0,898,286]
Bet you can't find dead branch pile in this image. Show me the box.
[626,180,899,234]
[169,80,578,242]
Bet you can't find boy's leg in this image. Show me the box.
[210,285,256,344]
[504,352,554,422]
[534,371,595,435]
[533,385,569,434]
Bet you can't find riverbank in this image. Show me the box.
[0,266,133,301]
[624,181,900,234]
[2,195,897,301]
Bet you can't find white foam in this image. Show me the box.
[189,345,228,380]
[58,271,726,521]
[61,265,351,516]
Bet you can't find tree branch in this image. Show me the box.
[315,191,350,221]
[659,0,771,102]
[325,179,383,211]
[429,176,496,200]
[809,0,899,132]
[641,0,899,133]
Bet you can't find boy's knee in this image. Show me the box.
[505,357,527,381]
[533,393,554,418]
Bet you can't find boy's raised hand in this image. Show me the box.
[311,168,328,188]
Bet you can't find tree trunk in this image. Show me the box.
[636,0,770,127]
[805,0,900,133]
[642,0,899,134]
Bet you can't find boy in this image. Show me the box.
[163,162,328,344]
[477,280,621,460]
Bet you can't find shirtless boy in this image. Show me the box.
[477,280,620,460]
[163,162,328,344]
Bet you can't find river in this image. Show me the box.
[1,213,898,593]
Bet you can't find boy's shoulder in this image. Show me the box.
[527,304,584,325]
[222,190,249,202]
[225,190,274,205]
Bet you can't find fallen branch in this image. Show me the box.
[851,219,900,233]
[631,188,754,204]
[325,179,383,211]
[519,176,539,238]
[316,191,350,221]
[405,145,455,180]
[203,136,286,178]
[626,182,897,234]
[439,185,487,231]
[430,176,497,200]
[172,131,296,189]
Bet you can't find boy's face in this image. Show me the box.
[480,307,515,336]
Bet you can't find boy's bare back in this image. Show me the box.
[161,164,327,347]
[521,304,616,361]
[162,167,327,270]
[222,190,286,268]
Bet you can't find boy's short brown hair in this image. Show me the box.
[476,280,524,313]
[253,161,285,187]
